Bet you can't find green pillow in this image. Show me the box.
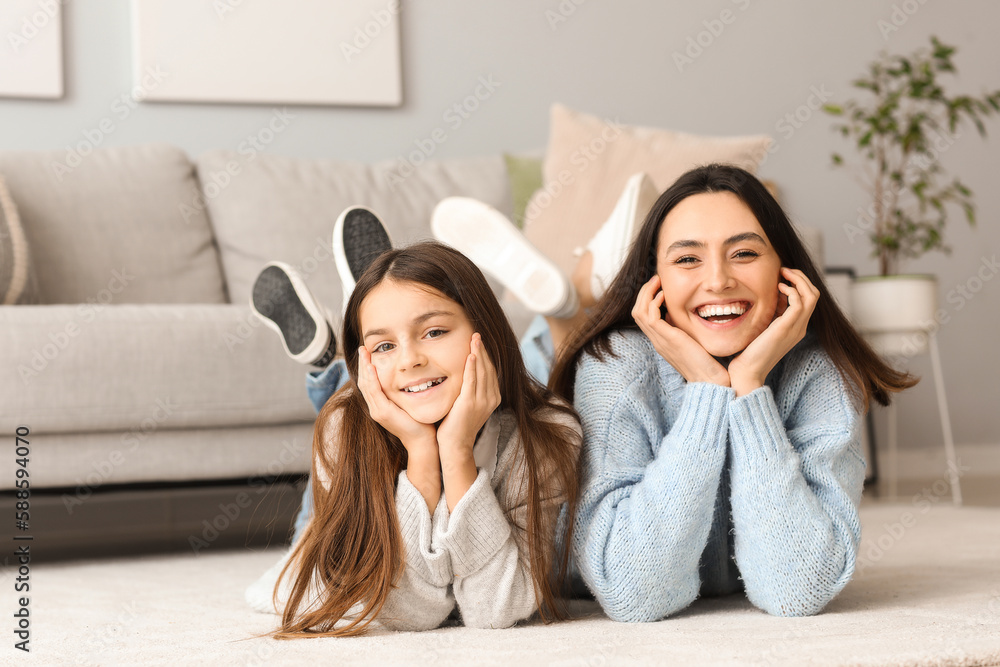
[503,153,543,229]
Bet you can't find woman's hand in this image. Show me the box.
[728,268,819,397]
[632,275,731,387]
[356,346,438,455]
[436,334,500,511]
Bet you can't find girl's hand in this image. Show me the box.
[356,346,438,455]
[436,333,501,458]
[728,268,819,396]
[631,275,731,387]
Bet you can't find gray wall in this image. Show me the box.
[3,0,998,457]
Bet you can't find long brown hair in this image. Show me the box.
[274,241,581,638]
[550,164,917,409]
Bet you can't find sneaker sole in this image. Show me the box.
[332,207,393,308]
[432,197,573,316]
[250,262,332,364]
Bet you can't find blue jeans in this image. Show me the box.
[289,316,555,544]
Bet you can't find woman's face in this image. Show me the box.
[655,191,782,358]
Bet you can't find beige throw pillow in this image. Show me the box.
[0,175,39,304]
[523,104,772,276]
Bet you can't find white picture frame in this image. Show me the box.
[0,0,64,99]
[130,0,402,106]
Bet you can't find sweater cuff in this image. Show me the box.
[671,382,734,452]
[396,471,452,586]
[728,386,797,465]
[435,469,511,578]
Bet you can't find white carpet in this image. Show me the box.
[7,502,1000,666]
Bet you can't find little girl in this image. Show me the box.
[251,240,582,636]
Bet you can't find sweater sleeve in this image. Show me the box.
[376,471,456,631]
[572,337,733,622]
[434,410,582,629]
[727,348,865,617]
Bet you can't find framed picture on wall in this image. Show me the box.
[131,0,402,106]
[0,0,64,99]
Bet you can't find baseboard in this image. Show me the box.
[886,442,1000,481]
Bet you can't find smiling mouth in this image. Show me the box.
[401,377,446,393]
[696,301,750,324]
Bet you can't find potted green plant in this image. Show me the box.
[823,36,1000,355]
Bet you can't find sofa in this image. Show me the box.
[0,142,518,558]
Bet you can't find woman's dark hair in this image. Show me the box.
[549,163,917,409]
[275,241,580,637]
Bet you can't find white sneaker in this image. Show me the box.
[431,197,578,318]
[586,173,659,300]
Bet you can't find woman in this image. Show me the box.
[549,164,916,621]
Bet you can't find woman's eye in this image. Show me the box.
[674,256,698,265]
[734,250,760,260]
[372,342,394,354]
[426,328,447,339]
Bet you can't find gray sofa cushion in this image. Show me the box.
[1,304,315,434]
[0,144,228,304]
[197,151,513,313]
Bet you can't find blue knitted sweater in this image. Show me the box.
[571,329,865,622]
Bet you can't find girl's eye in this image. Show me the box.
[734,250,760,260]
[372,342,394,354]
[674,256,699,265]
[426,328,447,339]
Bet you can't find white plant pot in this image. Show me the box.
[851,275,938,356]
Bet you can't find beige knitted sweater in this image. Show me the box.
[246,406,581,631]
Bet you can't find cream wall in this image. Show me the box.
[2,0,998,464]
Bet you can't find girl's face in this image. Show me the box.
[655,191,782,358]
[359,280,475,425]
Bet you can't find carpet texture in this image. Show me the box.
[5,502,999,666]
